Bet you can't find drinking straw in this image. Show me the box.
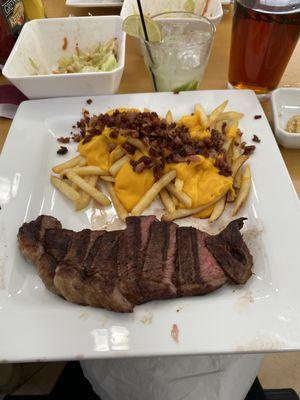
[136,0,158,91]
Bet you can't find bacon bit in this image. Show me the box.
[243,145,256,155]
[221,122,227,135]
[252,134,261,143]
[72,134,82,143]
[187,154,200,163]
[254,115,262,119]
[122,142,136,155]
[109,130,119,139]
[215,154,232,176]
[57,146,68,155]
[171,324,179,343]
[134,162,146,173]
[82,109,90,118]
[139,156,153,167]
[153,164,164,181]
[82,134,93,144]
[86,98,93,105]
[62,37,68,51]
[57,136,70,144]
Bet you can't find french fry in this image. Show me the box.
[223,138,233,153]
[52,155,83,174]
[100,176,115,183]
[171,194,179,207]
[209,100,228,126]
[160,189,176,213]
[217,112,244,121]
[77,158,87,167]
[166,110,173,124]
[213,120,223,132]
[131,170,177,216]
[75,176,98,211]
[66,171,110,206]
[231,154,249,179]
[107,182,128,221]
[232,135,241,160]
[232,165,251,216]
[226,120,238,138]
[194,103,209,129]
[126,137,147,153]
[61,166,108,178]
[227,154,249,202]
[109,155,130,177]
[166,183,192,208]
[70,181,79,190]
[51,175,80,203]
[162,192,225,222]
[232,136,242,189]
[210,196,226,222]
[174,178,184,192]
[111,147,125,163]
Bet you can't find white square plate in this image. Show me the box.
[1,90,300,362]
[66,0,123,7]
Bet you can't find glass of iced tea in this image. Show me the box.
[228,0,300,94]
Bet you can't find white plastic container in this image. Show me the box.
[271,88,300,149]
[2,16,126,99]
[121,0,223,26]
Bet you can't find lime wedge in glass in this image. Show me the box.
[122,15,162,42]
[174,80,199,92]
[184,0,196,12]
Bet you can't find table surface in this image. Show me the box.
[0,0,299,194]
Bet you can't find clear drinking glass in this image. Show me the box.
[140,12,215,92]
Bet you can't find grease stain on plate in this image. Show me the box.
[99,316,109,328]
[171,323,179,343]
[140,312,153,325]
[233,290,254,313]
[79,312,90,321]
[235,333,287,352]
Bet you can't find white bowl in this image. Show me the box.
[121,0,223,26]
[271,88,300,149]
[2,16,126,99]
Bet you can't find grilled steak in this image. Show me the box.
[81,230,133,313]
[18,215,61,264]
[18,215,253,313]
[205,218,253,284]
[177,227,226,296]
[54,229,104,305]
[141,221,178,300]
[117,216,157,304]
[17,216,62,293]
